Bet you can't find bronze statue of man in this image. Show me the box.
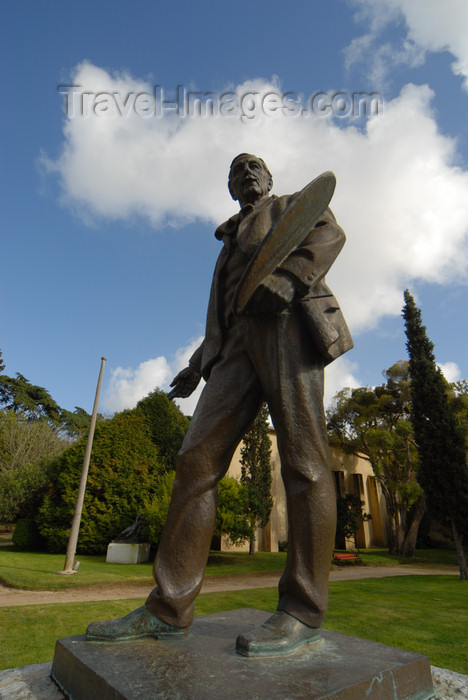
[86,153,353,656]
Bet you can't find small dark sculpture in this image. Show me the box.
[86,154,353,657]
[112,514,144,544]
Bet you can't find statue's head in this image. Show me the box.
[228,153,273,207]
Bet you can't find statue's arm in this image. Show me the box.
[167,341,203,400]
[247,208,344,314]
[245,271,295,314]
[277,208,345,293]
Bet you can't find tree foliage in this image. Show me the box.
[450,380,468,449]
[36,389,192,554]
[0,351,102,524]
[138,392,253,549]
[0,410,68,523]
[403,289,468,579]
[12,518,43,550]
[215,476,253,546]
[141,474,253,549]
[327,361,423,555]
[336,493,371,552]
[0,371,93,439]
[140,471,176,546]
[37,412,164,553]
[240,404,273,554]
[136,390,190,471]
[0,372,61,422]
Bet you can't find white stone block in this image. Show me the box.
[106,542,150,564]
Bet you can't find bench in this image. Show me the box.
[333,553,362,565]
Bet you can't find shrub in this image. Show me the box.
[12,518,43,550]
[141,474,252,549]
[37,412,164,554]
[0,410,67,523]
[215,476,252,546]
[140,472,176,546]
[136,390,190,470]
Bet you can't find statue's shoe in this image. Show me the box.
[86,606,187,642]
[236,611,321,657]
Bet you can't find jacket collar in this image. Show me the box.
[214,195,274,240]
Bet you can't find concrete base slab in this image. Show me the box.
[0,662,64,700]
[51,609,435,699]
[105,542,150,564]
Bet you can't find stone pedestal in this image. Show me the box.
[105,542,150,564]
[51,609,435,699]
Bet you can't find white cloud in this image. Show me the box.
[438,361,461,382]
[104,341,360,417]
[324,356,361,408]
[103,356,172,412]
[346,0,468,90]
[102,337,204,415]
[170,338,206,417]
[44,63,468,338]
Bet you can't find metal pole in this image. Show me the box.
[61,357,106,574]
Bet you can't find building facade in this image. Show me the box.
[223,430,388,552]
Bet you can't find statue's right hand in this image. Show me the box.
[167,366,201,400]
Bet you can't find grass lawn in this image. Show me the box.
[326,576,467,675]
[0,548,155,590]
[0,547,460,591]
[0,576,466,674]
[0,548,288,590]
[356,547,461,569]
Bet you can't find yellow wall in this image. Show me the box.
[222,431,387,552]
[329,447,388,549]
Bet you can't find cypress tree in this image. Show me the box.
[240,403,273,555]
[403,290,467,579]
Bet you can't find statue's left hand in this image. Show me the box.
[246,273,295,315]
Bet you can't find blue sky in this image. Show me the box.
[2,0,468,417]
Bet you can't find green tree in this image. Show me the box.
[335,493,371,552]
[0,373,62,424]
[140,471,176,546]
[141,474,253,549]
[0,352,86,523]
[403,289,468,579]
[60,406,95,439]
[327,362,423,555]
[136,390,190,471]
[37,412,164,553]
[0,410,68,523]
[215,477,253,547]
[450,380,468,449]
[0,371,93,439]
[240,404,273,555]
[37,390,190,554]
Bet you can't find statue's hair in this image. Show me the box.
[228,153,273,200]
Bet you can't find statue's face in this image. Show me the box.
[229,155,272,206]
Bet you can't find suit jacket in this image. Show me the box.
[189,193,353,379]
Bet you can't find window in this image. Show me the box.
[332,470,345,497]
[352,473,364,496]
